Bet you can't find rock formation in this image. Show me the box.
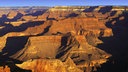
[16,59,83,72]
[0,6,128,72]
[0,65,10,72]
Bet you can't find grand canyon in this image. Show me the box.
[0,6,128,72]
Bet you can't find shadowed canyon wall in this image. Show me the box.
[0,6,128,72]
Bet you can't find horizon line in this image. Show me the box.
[0,5,128,7]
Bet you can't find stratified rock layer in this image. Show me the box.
[11,34,111,71]
[16,59,83,72]
[1,6,127,72]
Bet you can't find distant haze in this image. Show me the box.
[0,0,127,6]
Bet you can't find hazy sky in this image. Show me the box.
[0,0,127,6]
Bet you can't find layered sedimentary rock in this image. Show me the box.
[11,36,62,61]
[21,15,37,21]
[5,21,27,26]
[40,6,88,20]
[16,59,83,72]
[10,33,111,71]
[0,36,7,51]
[47,17,113,37]
[0,6,128,72]
[7,11,18,19]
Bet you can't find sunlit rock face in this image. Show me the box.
[7,11,18,19]
[11,34,111,72]
[16,59,67,72]
[0,37,6,51]
[11,36,62,61]
[0,66,10,72]
[16,59,83,72]
[0,6,128,72]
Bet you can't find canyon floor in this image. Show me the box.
[0,6,128,72]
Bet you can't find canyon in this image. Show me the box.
[0,6,128,72]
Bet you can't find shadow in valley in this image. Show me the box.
[66,13,79,18]
[37,25,51,35]
[10,64,32,72]
[10,12,23,21]
[0,13,23,22]
[110,11,117,16]
[97,11,128,72]
[56,32,74,61]
[0,13,45,36]
[0,15,44,36]
[25,9,48,16]
[0,36,29,63]
[0,14,44,72]
[0,8,48,72]
[0,36,31,72]
[56,35,69,59]
[83,6,99,12]
[2,36,28,57]
[0,62,32,72]
[98,6,112,14]
[0,15,9,22]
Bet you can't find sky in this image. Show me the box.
[0,0,128,7]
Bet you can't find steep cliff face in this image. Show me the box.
[10,33,111,72]
[40,6,87,20]
[0,21,50,51]
[0,6,127,72]
[16,59,83,72]
[7,11,18,19]
[11,36,62,61]
[57,34,111,70]
[47,17,113,37]
[0,36,7,51]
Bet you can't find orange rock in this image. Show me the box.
[7,11,18,19]
[119,16,125,20]
[16,59,67,72]
[0,66,10,72]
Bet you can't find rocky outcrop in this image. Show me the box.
[10,33,111,72]
[57,34,111,70]
[7,11,18,19]
[21,15,37,21]
[16,59,83,72]
[11,36,62,61]
[47,17,113,37]
[0,36,7,51]
[41,6,87,20]
[1,6,127,72]
[0,66,10,72]
[5,21,27,26]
